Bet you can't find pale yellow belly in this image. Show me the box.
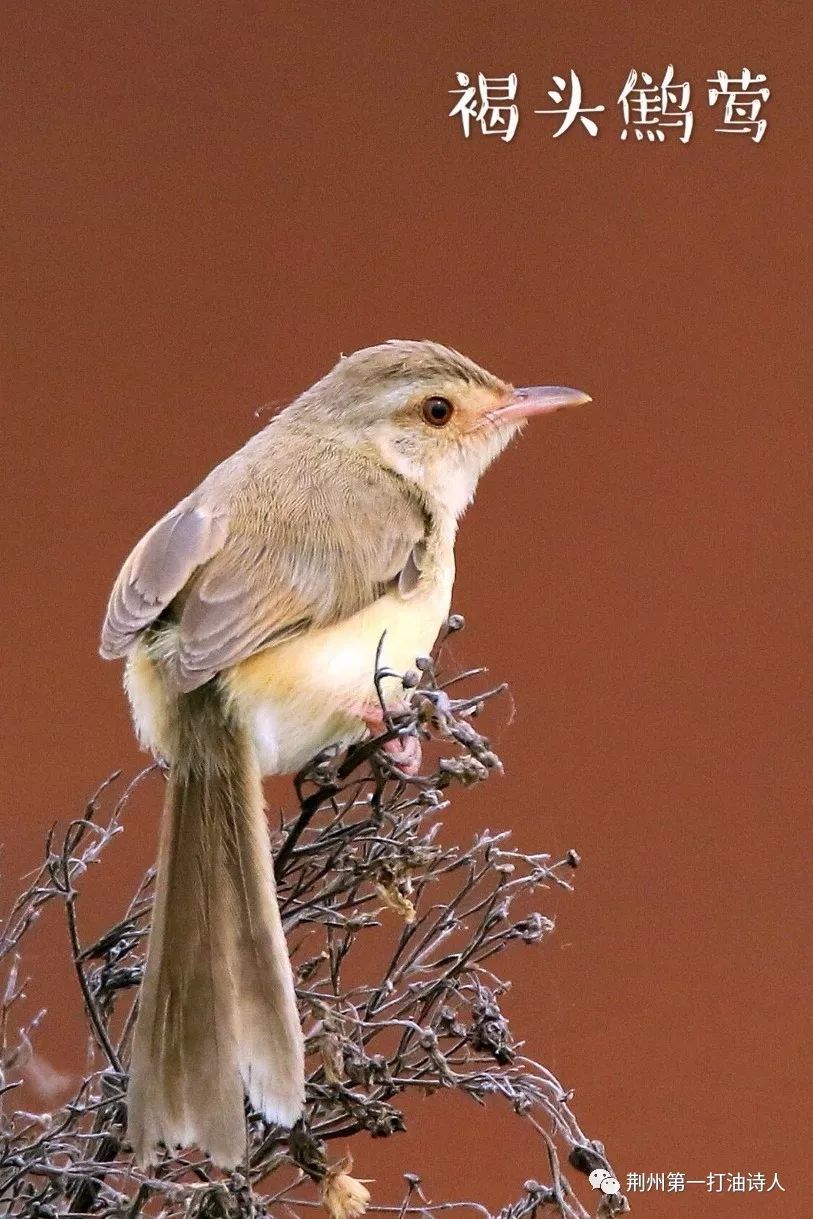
[223,573,453,774]
[124,546,454,778]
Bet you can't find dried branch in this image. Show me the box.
[0,617,626,1218]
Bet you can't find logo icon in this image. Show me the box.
[589,1168,622,1195]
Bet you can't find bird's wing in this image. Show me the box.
[100,500,229,661]
[101,462,428,692]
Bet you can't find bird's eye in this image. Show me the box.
[421,396,454,427]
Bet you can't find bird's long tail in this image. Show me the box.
[127,682,305,1168]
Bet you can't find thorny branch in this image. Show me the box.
[0,617,627,1218]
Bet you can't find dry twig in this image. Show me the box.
[0,618,626,1218]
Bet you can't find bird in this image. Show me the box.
[100,339,591,1169]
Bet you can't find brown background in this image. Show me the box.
[2,2,809,1216]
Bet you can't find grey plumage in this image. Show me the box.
[101,429,428,692]
[127,683,304,1167]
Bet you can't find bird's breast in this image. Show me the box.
[223,552,455,775]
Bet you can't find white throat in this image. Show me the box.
[375,423,520,520]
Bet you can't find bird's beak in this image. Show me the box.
[488,385,593,425]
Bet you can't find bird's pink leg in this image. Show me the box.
[360,703,423,776]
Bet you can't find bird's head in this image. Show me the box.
[287,339,591,518]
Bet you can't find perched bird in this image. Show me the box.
[100,339,590,1168]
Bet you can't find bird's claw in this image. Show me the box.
[360,703,423,777]
[380,731,423,776]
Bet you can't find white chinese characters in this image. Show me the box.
[618,65,693,143]
[707,69,770,143]
[449,68,769,143]
[625,1171,785,1193]
[533,70,605,137]
[448,72,518,143]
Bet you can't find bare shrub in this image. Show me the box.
[0,620,625,1218]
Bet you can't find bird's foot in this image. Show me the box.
[361,704,423,776]
[381,731,423,776]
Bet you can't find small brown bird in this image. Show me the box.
[100,340,590,1167]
